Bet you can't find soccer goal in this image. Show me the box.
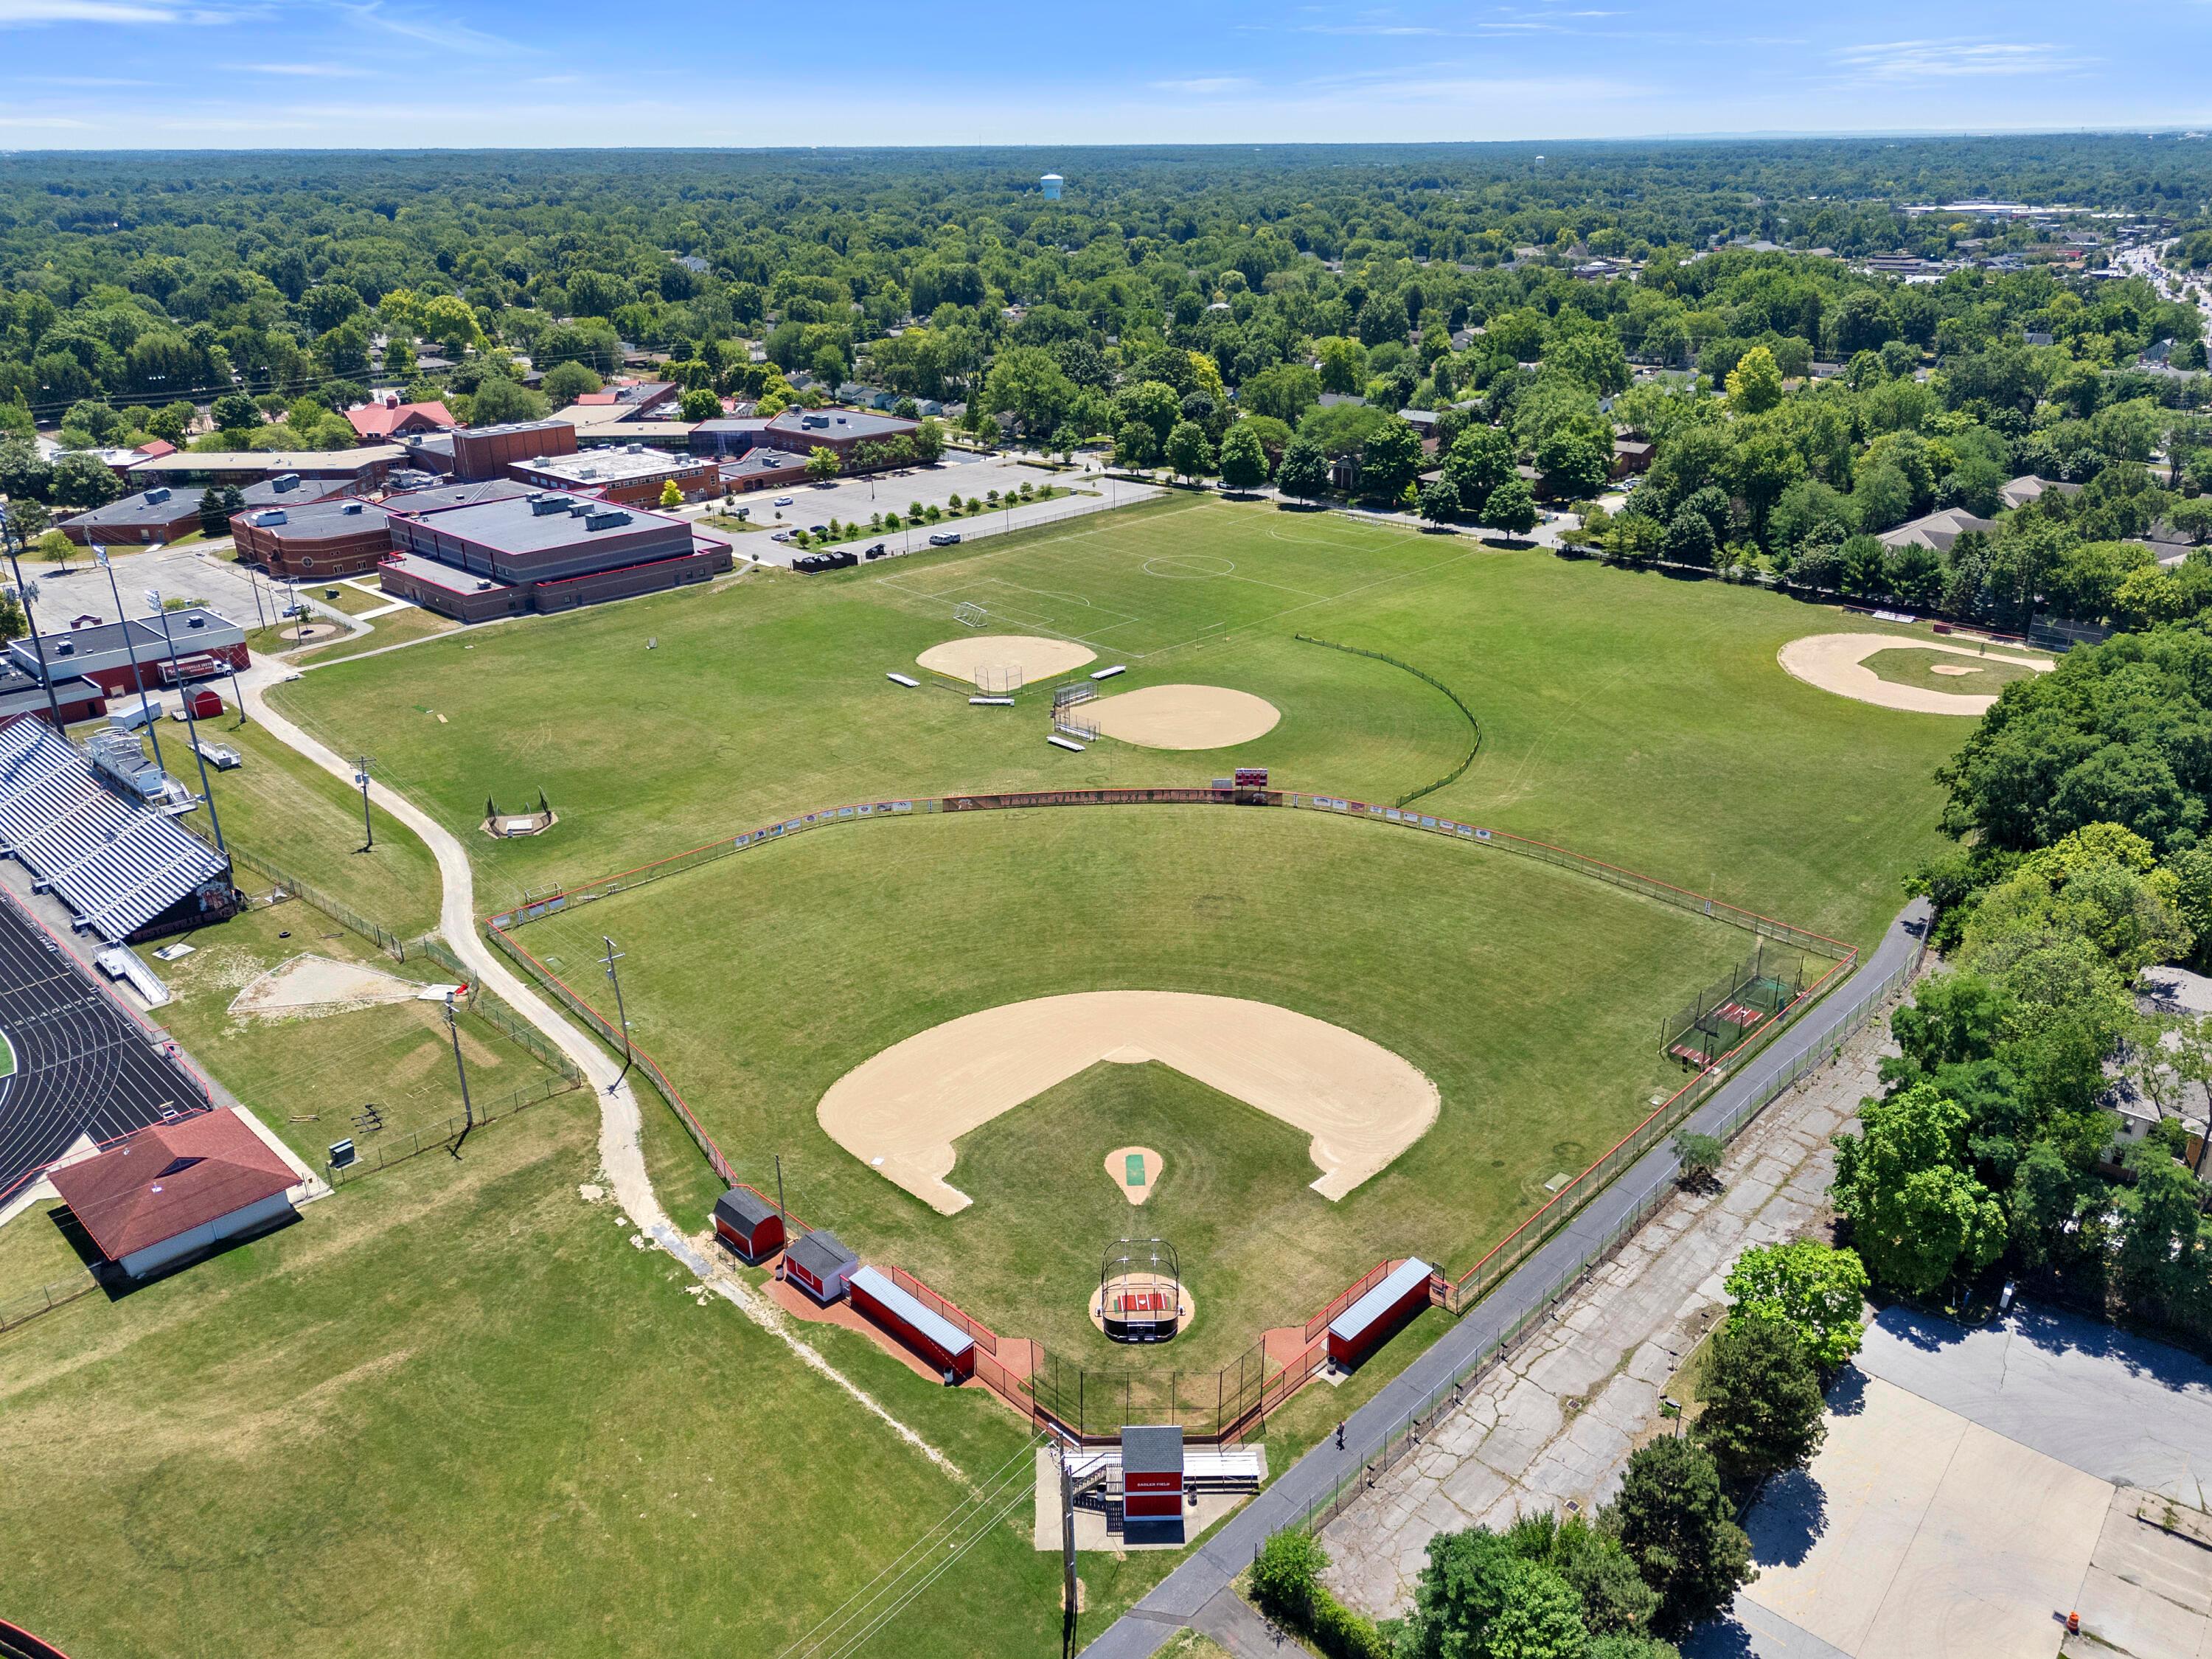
[953,602,987,628]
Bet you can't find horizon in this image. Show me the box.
[0,0,2206,150]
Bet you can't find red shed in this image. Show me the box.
[781,1227,857,1304]
[712,1186,785,1264]
[1326,1257,1435,1370]
[849,1265,975,1382]
[1121,1425,1184,1520]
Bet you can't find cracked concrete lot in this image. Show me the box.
[1318,997,1900,1618]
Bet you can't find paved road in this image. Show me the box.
[1079,899,1932,1658]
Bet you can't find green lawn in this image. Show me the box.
[271,495,1960,948]
[1863,644,2045,695]
[201,715,444,939]
[518,803,1751,1373]
[307,582,386,616]
[289,603,459,665]
[0,1099,1162,1658]
[0,1199,92,1307]
[137,902,568,1171]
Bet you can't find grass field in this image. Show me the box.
[518,803,1756,1371]
[273,494,1961,950]
[136,902,570,1170]
[0,1099,1170,1658]
[1863,644,2044,695]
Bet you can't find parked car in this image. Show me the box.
[771,530,794,543]
[928,532,962,546]
[773,495,793,507]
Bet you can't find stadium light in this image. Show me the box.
[142,586,229,858]
[0,505,64,728]
[93,549,171,779]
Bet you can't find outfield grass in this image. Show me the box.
[521,803,1750,1371]
[0,1099,1163,1658]
[273,495,1960,949]
[1863,644,2043,695]
[138,902,568,1170]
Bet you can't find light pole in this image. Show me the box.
[142,588,228,858]
[445,991,474,1138]
[94,550,170,775]
[0,506,64,728]
[353,755,375,852]
[601,934,633,1088]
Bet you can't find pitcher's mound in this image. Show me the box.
[1105,1144,1164,1205]
[917,634,1096,684]
[229,953,420,1018]
[1091,684,1280,749]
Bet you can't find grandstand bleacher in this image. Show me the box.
[0,715,238,943]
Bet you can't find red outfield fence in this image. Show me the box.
[482,784,1857,1441]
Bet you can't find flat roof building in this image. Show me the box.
[378,487,729,622]
[450,419,578,482]
[58,484,201,546]
[127,447,406,488]
[762,408,920,468]
[720,448,811,493]
[8,608,247,700]
[507,444,719,507]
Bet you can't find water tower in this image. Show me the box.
[1040,173,1063,201]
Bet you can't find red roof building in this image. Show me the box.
[347,394,458,442]
[47,1108,301,1279]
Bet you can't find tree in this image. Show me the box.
[1722,1242,1868,1371]
[1242,362,1322,425]
[1113,420,1158,470]
[49,453,121,509]
[982,344,1079,437]
[1696,1315,1828,1486]
[1164,420,1214,482]
[197,487,232,538]
[1250,1528,1327,1622]
[1484,477,1539,542]
[1537,427,1613,502]
[1217,422,1269,491]
[1315,335,1368,394]
[541,361,602,404]
[1419,477,1461,527]
[658,478,684,509]
[468,375,547,425]
[1725,346,1785,414]
[210,390,262,433]
[1116,380,1183,449]
[678,387,722,422]
[1277,437,1331,501]
[1360,417,1425,502]
[0,437,53,504]
[1503,1513,1660,1639]
[1673,1133,1723,1189]
[1602,1439,1754,1638]
[805,446,841,484]
[1403,1528,1523,1659]
[1832,1082,2006,1298]
[912,417,945,464]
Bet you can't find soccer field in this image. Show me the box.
[273,494,1960,951]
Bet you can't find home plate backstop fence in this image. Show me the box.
[484,782,1861,1444]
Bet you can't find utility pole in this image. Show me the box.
[353,756,375,852]
[0,507,64,728]
[1060,1446,1078,1648]
[445,990,475,1147]
[774,1152,787,1238]
[601,934,632,1088]
[143,588,228,858]
[95,549,169,776]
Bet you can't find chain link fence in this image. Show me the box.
[227,843,411,961]
[1293,635,1483,807]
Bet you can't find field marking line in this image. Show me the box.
[235,667,970,1489]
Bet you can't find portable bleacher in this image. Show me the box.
[0,714,239,943]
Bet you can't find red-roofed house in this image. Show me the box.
[47,1108,302,1279]
[347,394,458,443]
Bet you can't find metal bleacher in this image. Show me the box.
[0,714,230,943]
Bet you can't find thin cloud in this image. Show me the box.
[336,0,524,55]
[1834,39,2079,77]
[226,60,370,75]
[1150,75,1256,95]
[0,111,96,125]
[0,0,235,21]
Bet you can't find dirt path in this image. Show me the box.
[238,669,967,1481]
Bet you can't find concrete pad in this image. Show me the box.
[1742,1377,2110,1659]
[2073,1486,2212,1658]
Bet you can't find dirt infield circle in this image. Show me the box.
[1090,1273,1195,1338]
[917,633,1097,684]
[815,990,1440,1216]
[1777,632,2053,716]
[1089,684,1281,749]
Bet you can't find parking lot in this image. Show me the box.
[1693,1303,2212,1659]
[698,453,1161,568]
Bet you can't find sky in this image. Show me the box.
[0,0,2206,150]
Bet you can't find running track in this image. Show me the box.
[0,891,209,1203]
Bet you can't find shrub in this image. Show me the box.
[1250,1529,1326,1621]
[1674,1133,1723,1189]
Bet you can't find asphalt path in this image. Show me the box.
[1079,898,1932,1658]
